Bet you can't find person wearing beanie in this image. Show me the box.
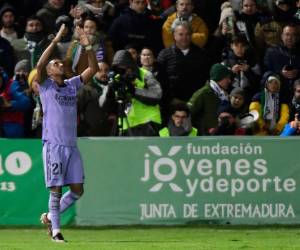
[110,49,162,136]
[11,16,59,69]
[0,59,32,138]
[36,0,67,34]
[188,63,232,135]
[14,59,31,75]
[249,71,289,135]
[0,3,22,43]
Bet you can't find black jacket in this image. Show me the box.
[157,44,208,103]
[108,7,161,52]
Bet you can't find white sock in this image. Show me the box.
[52,229,60,236]
[47,212,52,221]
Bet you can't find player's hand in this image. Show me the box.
[76,26,90,47]
[53,24,66,44]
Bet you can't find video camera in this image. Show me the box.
[108,66,136,100]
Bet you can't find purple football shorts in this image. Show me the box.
[42,141,85,188]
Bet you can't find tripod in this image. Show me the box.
[116,97,132,136]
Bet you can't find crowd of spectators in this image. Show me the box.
[1,0,300,137]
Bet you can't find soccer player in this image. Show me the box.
[36,24,98,242]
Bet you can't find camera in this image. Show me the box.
[15,73,26,83]
[219,115,231,127]
[108,66,136,99]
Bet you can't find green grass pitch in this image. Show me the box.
[1,226,300,250]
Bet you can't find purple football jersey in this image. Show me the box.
[39,76,82,146]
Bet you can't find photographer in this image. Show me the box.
[111,49,162,136]
[0,60,32,138]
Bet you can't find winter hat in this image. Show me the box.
[0,3,15,18]
[14,59,30,74]
[261,71,281,87]
[210,63,232,82]
[217,101,233,116]
[230,87,245,97]
[219,1,235,25]
[28,68,37,87]
[112,50,137,70]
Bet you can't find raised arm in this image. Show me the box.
[76,26,98,84]
[35,24,66,83]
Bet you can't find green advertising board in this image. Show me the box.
[76,137,300,225]
[1,137,300,226]
[0,139,74,225]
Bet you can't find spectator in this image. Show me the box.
[0,3,22,43]
[188,63,232,135]
[65,15,113,78]
[280,113,300,136]
[77,61,116,136]
[254,16,282,59]
[222,34,260,104]
[273,0,296,26]
[0,59,32,138]
[294,0,300,23]
[264,24,300,101]
[140,47,159,78]
[209,87,251,135]
[157,21,208,119]
[249,71,289,135]
[111,50,162,136]
[208,1,236,64]
[125,43,139,63]
[36,0,67,35]
[162,0,208,48]
[235,0,266,47]
[287,78,300,122]
[159,102,197,136]
[108,0,161,52]
[80,0,116,32]
[11,16,59,69]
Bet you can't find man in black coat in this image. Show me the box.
[108,0,162,52]
[157,21,208,122]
